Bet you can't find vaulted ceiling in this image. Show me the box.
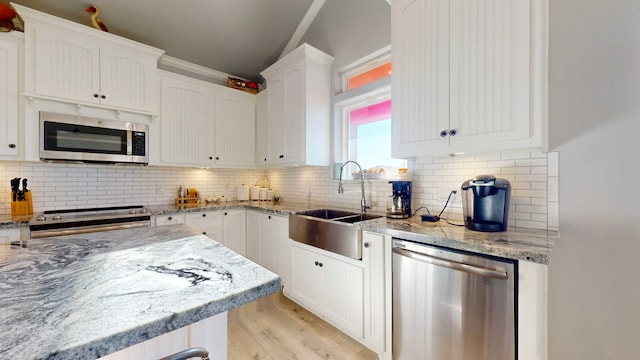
[8,0,391,82]
[8,0,313,81]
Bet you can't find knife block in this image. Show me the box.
[11,191,33,216]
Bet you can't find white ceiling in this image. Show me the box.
[9,0,318,81]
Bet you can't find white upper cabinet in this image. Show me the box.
[0,34,21,158]
[156,71,216,167]
[255,89,269,166]
[213,87,256,168]
[16,4,164,115]
[154,71,257,168]
[391,0,547,157]
[260,43,333,167]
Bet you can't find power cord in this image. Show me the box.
[415,190,464,226]
[439,190,465,226]
[412,206,431,216]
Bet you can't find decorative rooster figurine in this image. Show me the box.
[0,2,17,32]
[85,5,108,32]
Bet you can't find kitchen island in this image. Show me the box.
[0,225,281,360]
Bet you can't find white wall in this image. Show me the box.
[548,0,640,358]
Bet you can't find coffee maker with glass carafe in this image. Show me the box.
[387,181,412,219]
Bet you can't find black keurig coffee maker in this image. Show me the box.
[461,175,511,232]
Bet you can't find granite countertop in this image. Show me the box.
[1,201,556,264]
[0,225,281,360]
[360,216,556,264]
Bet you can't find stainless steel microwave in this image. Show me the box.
[39,112,149,164]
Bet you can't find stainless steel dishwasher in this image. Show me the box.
[392,238,517,360]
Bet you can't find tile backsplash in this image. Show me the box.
[0,149,558,230]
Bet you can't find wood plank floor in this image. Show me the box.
[228,291,378,360]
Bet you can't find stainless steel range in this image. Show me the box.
[29,205,151,239]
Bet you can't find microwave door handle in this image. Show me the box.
[392,247,508,280]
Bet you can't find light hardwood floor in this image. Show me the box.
[228,291,378,360]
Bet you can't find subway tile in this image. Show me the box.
[516,158,547,167]
[501,150,532,160]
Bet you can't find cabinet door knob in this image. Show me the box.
[364,242,370,248]
[279,154,284,159]
[203,231,207,235]
[167,216,173,221]
[440,130,448,138]
[100,95,106,99]
[224,212,228,216]
[314,261,319,266]
[202,213,207,217]
[93,93,99,98]
[209,156,213,160]
[264,158,267,162]
[268,215,271,219]
[215,156,220,160]
[318,262,323,267]
[449,129,457,136]
[8,143,16,149]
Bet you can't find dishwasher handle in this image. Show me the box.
[392,247,508,280]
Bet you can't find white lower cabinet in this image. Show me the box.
[245,211,289,289]
[289,242,364,339]
[362,231,387,354]
[518,260,549,360]
[221,210,246,256]
[154,214,186,227]
[184,210,246,256]
[0,229,22,264]
[98,311,227,360]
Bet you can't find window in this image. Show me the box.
[335,48,406,179]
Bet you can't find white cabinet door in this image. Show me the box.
[362,231,386,352]
[222,210,246,256]
[33,27,101,106]
[185,212,224,242]
[245,211,261,263]
[30,26,159,114]
[258,213,290,289]
[255,89,269,166]
[98,44,159,113]
[0,229,21,266]
[448,0,531,148]
[261,44,333,167]
[158,72,215,167]
[391,0,450,157]
[245,211,289,288]
[265,76,286,164]
[322,253,364,338]
[289,243,325,311]
[0,229,20,244]
[280,65,304,164]
[289,242,364,339]
[155,214,186,227]
[214,88,256,168]
[0,36,19,157]
[392,0,541,157]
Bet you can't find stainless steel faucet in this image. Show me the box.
[338,161,370,213]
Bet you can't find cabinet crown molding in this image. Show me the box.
[10,3,164,58]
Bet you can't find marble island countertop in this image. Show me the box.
[0,225,281,360]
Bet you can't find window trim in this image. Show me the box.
[338,46,392,93]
